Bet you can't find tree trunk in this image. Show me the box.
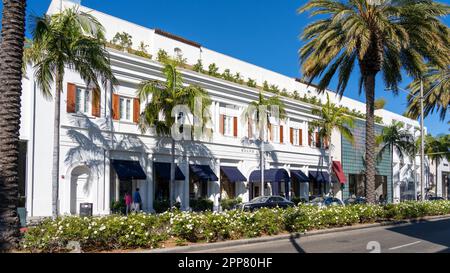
[0,0,27,251]
[170,138,175,208]
[364,73,376,204]
[52,74,62,218]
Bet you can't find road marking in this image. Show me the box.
[389,241,422,250]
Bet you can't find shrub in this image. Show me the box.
[157,49,169,63]
[247,78,257,88]
[220,197,242,211]
[190,198,214,212]
[208,63,219,77]
[21,201,450,252]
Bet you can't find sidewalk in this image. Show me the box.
[129,214,450,253]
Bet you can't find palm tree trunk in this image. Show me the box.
[260,140,264,197]
[170,138,175,208]
[0,0,26,251]
[364,73,376,204]
[52,73,62,218]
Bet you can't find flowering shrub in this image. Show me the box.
[21,201,450,252]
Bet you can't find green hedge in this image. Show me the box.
[21,201,450,252]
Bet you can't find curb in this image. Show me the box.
[130,214,450,253]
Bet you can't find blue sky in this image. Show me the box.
[1,0,448,135]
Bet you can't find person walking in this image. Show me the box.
[124,191,132,216]
[133,188,142,212]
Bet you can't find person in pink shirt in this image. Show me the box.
[124,191,132,215]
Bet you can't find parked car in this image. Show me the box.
[308,196,345,208]
[241,196,295,211]
[344,196,367,205]
[427,196,445,201]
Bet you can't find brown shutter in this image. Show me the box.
[324,137,329,149]
[233,117,238,137]
[268,123,272,141]
[133,98,140,123]
[290,128,294,144]
[67,83,76,113]
[219,114,224,135]
[315,132,321,148]
[92,88,101,117]
[112,94,120,120]
[280,125,283,143]
[308,132,312,146]
[299,129,303,146]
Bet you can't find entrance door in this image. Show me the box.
[70,166,91,215]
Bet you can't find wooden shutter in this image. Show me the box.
[67,83,76,113]
[133,98,140,123]
[112,94,120,120]
[290,128,294,144]
[324,137,329,149]
[233,117,238,137]
[219,114,224,135]
[92,88,101,117]
[315,132,321,148]
[268,123,272,141]
[299,129,303,146]
[280,125,283,143]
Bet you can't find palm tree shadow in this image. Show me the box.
[289,234,306,253]
[65,114,112,177]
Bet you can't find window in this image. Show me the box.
[272,125,280,143]
[75,87,91,114]
[120,97,133,122]
[223,115,234,136]
[292,129,300,146]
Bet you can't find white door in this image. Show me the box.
[70,166,91,215]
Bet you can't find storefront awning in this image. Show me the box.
[332,161,347,184]
[249,169,290,183]
[190,165,219,182]
[308,171,330,184]
[154,162,185,181]
[220,166,247,182]
[111,160,147,180]
[291,170,309,183]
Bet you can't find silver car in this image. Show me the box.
[308,196,345,208]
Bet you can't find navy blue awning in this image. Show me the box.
[249,169,290,183]
[291,170,309,183]
[190,165,219,182]
[154,162,185,180]
[111,160,147,180]
[220,166,247,182]
[308,171,330,183]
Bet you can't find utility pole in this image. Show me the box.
[420,79,425,201]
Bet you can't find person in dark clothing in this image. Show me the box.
[133,188,142,212]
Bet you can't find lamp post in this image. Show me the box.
[386,78,442,201]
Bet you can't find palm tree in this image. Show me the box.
[406,65,449,121]
[309,93,354,188]
[27,8,116,217]
[298,0,450,203]
[0,0,27,252]
[424,134,450,195]
[137,60,211,208]
[243,92,286,197]
[376,121,414,201]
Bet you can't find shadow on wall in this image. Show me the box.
[65,114,112,177]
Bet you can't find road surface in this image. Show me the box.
[188,218,450,253]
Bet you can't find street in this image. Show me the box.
[187,218,450,253]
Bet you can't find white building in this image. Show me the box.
[18,0,435,218]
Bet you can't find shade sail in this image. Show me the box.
[220,166,247,182]
[308,171,330,184]
[190,165,219,182]
[111,160,147,180]
[291,170,309,183]
[249,169,290,183]
[332,161,347,184]
[154,162,185,180]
